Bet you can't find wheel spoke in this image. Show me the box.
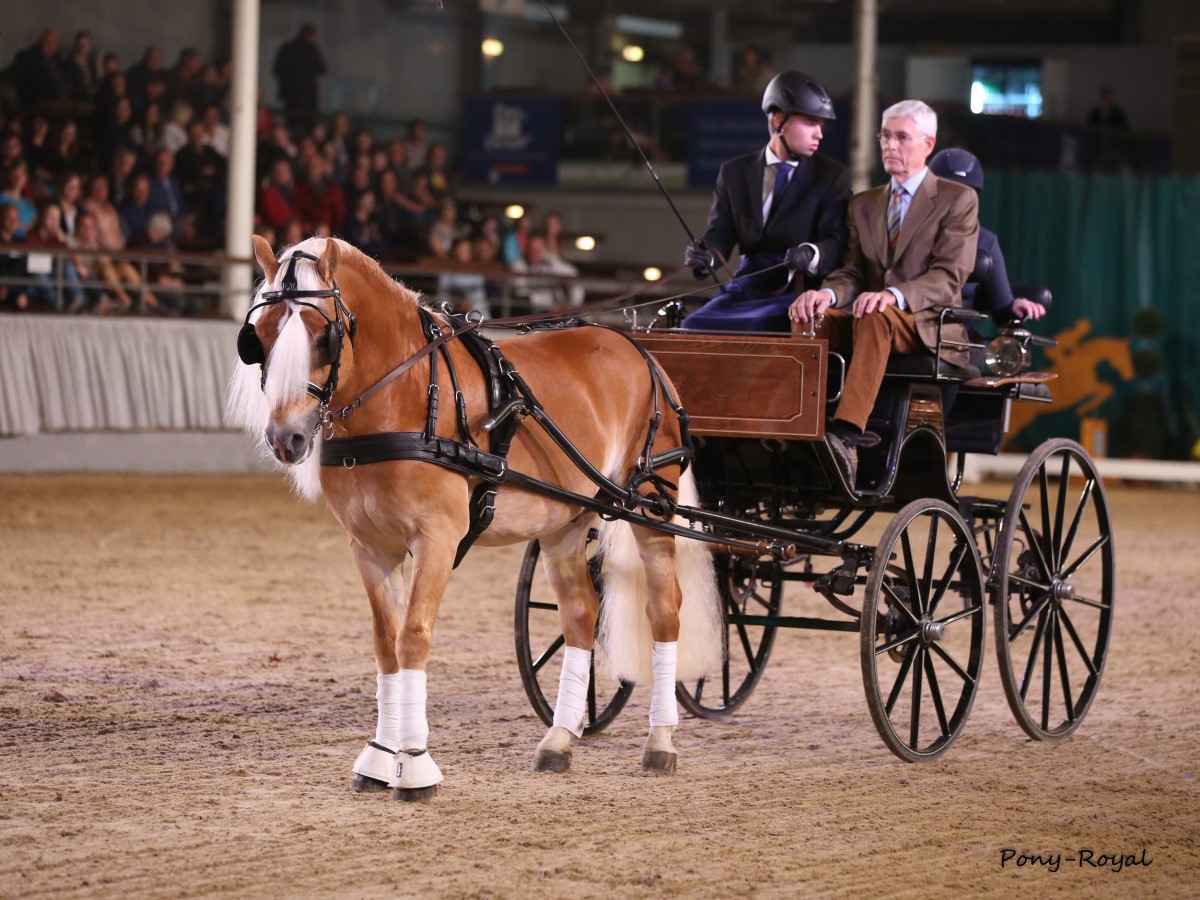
[1058,606,1099,677]
[1019,508,1054,582]
[1019,609,1049,700]
[1057,477,1095,572]
[734,618,757,669]
[1052,454,1071,569]
[936,603,983,628]
[1009,571,1051,593]
[921,514,940,604]
[883,581,921,626]
[885,643,918,715]
[1063,593,1110,611]
[923,649,950,738]
[929,641,974,685]
[1008,591,1053,642]
[876,630,920,658]
[900,531,924,615]
[1041,607,1054,731]
[927,540,970,618]
[1060,533,1111,580]
[532,634,565,673]
[1053,609,1075,722]
[909,646,925,748]
[1039,462,1055,570]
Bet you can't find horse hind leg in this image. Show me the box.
[633,528,682,775]
[532,523,600,774]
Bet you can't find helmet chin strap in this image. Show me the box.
[773,114,804,162]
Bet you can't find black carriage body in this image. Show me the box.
[515,324,1114,763]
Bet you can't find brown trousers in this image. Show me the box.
[814,307,925,430]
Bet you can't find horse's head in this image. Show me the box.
[230,235,355,468]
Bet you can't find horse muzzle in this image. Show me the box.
[265,418,316,465]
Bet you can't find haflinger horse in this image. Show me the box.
[227,236,722,801]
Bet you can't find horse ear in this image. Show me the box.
[317,237,340,285]
[252,235,280,283]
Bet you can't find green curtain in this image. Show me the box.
[980,173,1200,459]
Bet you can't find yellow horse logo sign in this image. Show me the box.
[1006,318,1134,443]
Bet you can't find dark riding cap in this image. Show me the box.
[761,71,836,121]
[930,148,984,191]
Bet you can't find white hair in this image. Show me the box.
[881,99,938,138]
[224,241,330,502]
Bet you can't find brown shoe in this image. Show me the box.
[826,431,858,487]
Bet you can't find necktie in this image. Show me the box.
[768,162,791,218]
[886,186,905,259]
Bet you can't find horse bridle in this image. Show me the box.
[237,250,357,407]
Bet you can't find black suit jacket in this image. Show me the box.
[700,149,851,286]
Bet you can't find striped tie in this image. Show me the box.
[886,186,905,260]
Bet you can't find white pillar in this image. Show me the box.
[851,0,879,193]
[223,0,262,319]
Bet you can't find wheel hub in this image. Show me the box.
[920,617,946,643]
[1051,579,1075,605]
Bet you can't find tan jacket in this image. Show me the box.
[822,173,979,367]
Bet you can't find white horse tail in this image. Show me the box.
[595,468,723,684]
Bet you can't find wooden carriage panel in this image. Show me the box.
[634,333,827,439]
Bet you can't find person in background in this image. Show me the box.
[294,155,345,236]
[174,119,227,239]
[56,171,83,239]
[438,236,490,319]
[125,45,169,118]
[25,202,86,311]
[541,210,567,261]
[0,204,32,310]
[427,199,460,258]
[257,158,297,232]
[273,23,327,131]
[146,147,186,232]
[510,232,583,312]
[0,161,38,237]
[734,45,776,97]
[403,120,427,176]
[928,148,1046,324]
[342,190,384,259]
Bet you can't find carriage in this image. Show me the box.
[235,236,1113,798]
[513,289,1114,763]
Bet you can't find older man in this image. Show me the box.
[789,99,978,487]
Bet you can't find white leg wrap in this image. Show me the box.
[552,646,592,738]
[374,672,403,751]
[649,641,679,727]
[393,748,444,790]
[396,669,429,752]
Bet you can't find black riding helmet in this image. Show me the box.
[930,148,984,191]
[761,71,836,122]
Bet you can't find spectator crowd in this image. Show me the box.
[0,25,582,318]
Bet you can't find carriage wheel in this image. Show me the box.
[676,553,782,718]
[861,499,986,762]
[514,536,633,736]
[992,439,1114,741]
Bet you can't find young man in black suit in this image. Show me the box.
[682,71,851,332]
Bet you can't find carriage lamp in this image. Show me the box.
[985,332,1031,377]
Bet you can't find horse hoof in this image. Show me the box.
[350,773,391,793]
[640,750,677,775]
[533,749,572,774]
[392,785,438,803]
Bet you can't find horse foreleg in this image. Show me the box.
[635,528,682,775]
[347,542,409,794]
[533,523,600,774]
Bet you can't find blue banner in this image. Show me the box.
[461,97,562,185]
[687,99,852,188]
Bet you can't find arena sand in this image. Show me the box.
[1,475,1197,898]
